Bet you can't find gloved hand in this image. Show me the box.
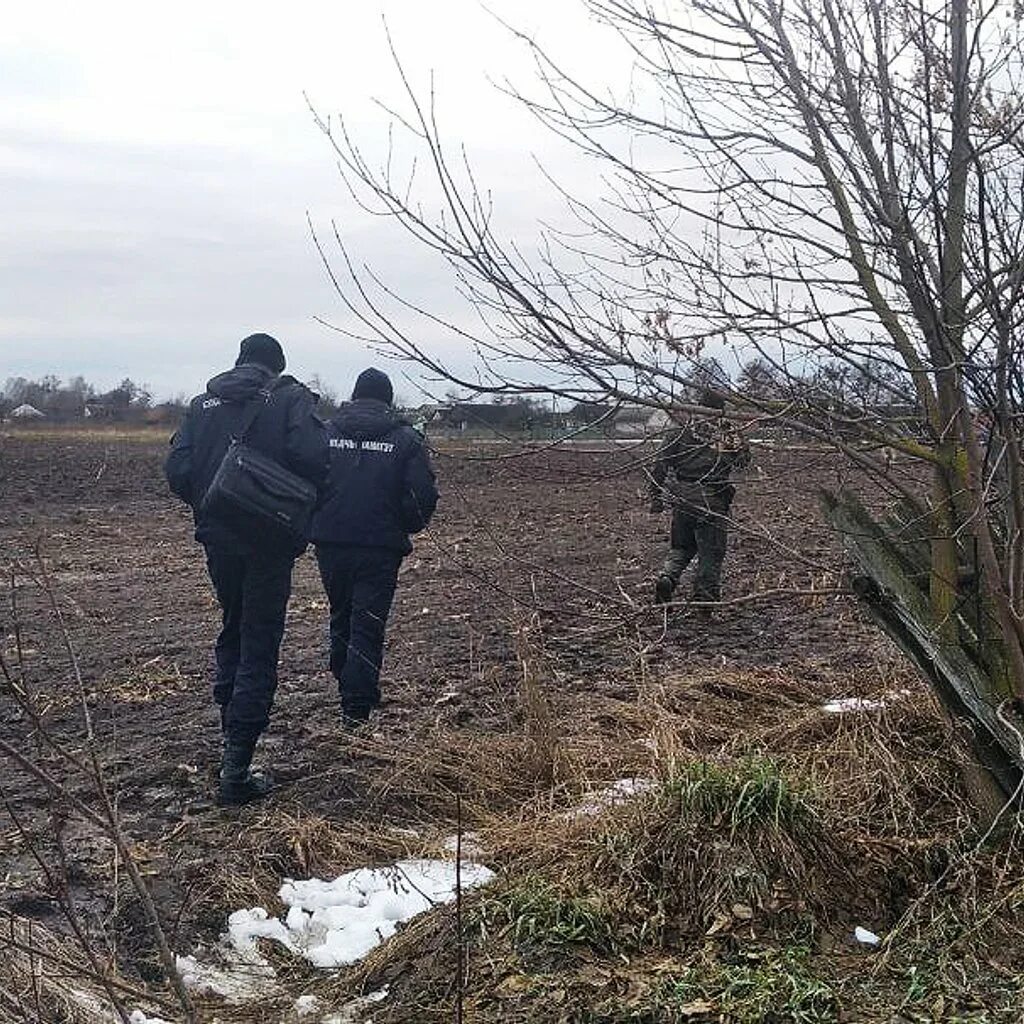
[649,497,664,514]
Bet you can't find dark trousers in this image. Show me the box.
[315,545,402,717]
[203,544,294,745]
[661,508,729,601]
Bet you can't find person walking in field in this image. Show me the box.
[165,333,329,805]
[649,390,750,607]
[310,368,438,728]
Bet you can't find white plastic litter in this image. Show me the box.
[854,925,882,946]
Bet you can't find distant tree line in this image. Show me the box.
[0,375,182,424]
[0,359,919,431]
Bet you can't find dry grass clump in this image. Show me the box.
[0,915,180,1024]
[320,666,1024,1022]
[583,757,846,943]
[334,755,846,1022]
[121,662,1024,1023]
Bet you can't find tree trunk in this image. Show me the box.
[822,489,1022,809]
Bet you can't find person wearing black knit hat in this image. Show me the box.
[236,333,286,374]
[310,368,438,728]
[351,367,394,405]
[165,335,329,805]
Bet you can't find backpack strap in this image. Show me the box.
[232,387,273,443]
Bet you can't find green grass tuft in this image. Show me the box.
[476,875,620,955]
[584,946,836,1023]
[661,756,814,834]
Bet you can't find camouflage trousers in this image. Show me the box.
[660,507,729,602]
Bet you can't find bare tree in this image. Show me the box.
[311,0,1024,797]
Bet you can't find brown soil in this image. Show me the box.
[0,432,955,1019]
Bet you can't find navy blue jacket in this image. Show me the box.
[310,398,438,555]
[164,364,330,552]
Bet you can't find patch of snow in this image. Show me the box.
[854,925,882,946]
[387,826,420,839]
[227,906,298,953]
[129,1012,172,1024]
[822,689,911,714]
[573,778,655,817]
[62,986,115,1021]
[279,860,494,968]
[441,831,483,858]
[322,987,389,1024]
[173,859,491,1014]
[175,947,277,1002]
[823,697,885,713]
[294,994,320,1016]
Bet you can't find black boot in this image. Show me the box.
[690,590,717,620]
[654,574,675,604]
[218,740,273,806]
[340,705,372,733]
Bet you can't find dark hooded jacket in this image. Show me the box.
[164,364,330,551]
[310,398,438,555]
[651,415,751,515]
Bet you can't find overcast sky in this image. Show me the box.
[0,1,625,400]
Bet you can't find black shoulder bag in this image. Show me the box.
[201,388,318,543]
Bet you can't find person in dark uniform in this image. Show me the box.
[165,334,329,804]
[649,390,750,606]
[310,368,438,727]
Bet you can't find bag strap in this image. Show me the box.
[233,387,273,443]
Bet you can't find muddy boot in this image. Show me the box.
[654,574,675,605]
[218,740,272,806]
[340,706,372,733]
[690,590,717,620]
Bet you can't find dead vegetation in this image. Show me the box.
[182,664,1024,1023]
[5,625,1024,1022]
[4,593,1023,1022]
[3,438,1024,1022]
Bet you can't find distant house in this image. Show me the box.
[85,398,121,421]
[609,406,655,437]
[419,399,667,439]
[564,402,669,438]
[10,403,45,419]
[646,408,672,432]
[409,404,445,431]
[565,402,613,430]
[430,403,532,435]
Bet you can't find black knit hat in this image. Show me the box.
[352,367,394,405]
[236,333,286,373]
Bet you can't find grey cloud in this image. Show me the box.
[0,124,497,399]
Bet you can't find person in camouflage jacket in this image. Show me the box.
[649,390,751,605]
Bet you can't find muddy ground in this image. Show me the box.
[0,430,919,1017]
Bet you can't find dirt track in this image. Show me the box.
[0,431,901,991]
